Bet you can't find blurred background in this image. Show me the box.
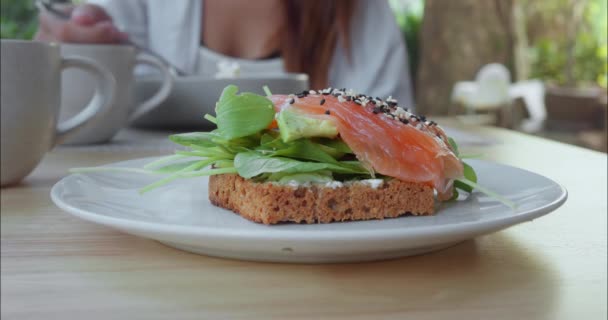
[2,0,607,152]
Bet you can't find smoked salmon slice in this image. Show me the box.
[270,88,464,200]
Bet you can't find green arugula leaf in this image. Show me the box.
[454,178,517,209]
[459,153,484,159]
[450,188,460,201]
[454,162,477,193]
[233,152,368,179]
[313,138,353,158]
[263,85,272,97]
[169,132,221,148]
[150,160,208,174]
[143,154,189,169]
[215,85,275,140]
[314,138,353,154]
[257,138,339,164]
[448,137,460,157]
[204,114,217,124]
[268,171,334,184]
[170,131,259,155]
[260,132,279,145]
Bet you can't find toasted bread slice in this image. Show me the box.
[208,174,435,225]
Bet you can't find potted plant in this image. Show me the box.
[525,0,607,132]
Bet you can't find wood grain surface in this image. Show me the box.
[1,126,606,320]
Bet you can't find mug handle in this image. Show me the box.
[55,56,116,145]
[128,54,174,122]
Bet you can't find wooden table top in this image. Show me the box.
[1,126,606,320]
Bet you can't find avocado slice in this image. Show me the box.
[277,107,338,142]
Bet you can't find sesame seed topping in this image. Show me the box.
[286,87,438,133]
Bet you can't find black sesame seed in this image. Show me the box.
[388,101,397,107]
[373,107,382,114]
[324,110,330,115]
[370,100,377,105]
[320,99,326,105]
[346,96,352,101]
[400,118,409,124]
[289,98,295,104]
[419,115,427,122]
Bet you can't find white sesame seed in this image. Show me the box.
[338,96,346,103]
[394,107,406,117]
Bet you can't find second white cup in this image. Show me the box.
[59,44,173,144]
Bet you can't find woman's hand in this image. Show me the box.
[35,4,129,43]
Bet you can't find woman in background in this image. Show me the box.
[36,0,414,106]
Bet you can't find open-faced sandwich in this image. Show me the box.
[74,85,500,224]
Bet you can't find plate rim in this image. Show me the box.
[50,158,568,242]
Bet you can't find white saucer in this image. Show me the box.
[51,158,567,263]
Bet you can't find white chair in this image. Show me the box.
[451,63,511,112]
[451,63,547,132]
[508,80,546,132]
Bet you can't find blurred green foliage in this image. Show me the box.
[528,0,607,88]
[389,0,423,83]
[0,0,38,39]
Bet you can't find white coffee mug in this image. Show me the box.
[59,44,173,144]
[1,40,115,186]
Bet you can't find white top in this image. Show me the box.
[90,0,415,108]
[196,46,286,77]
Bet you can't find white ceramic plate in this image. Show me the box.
[51,158,567,263]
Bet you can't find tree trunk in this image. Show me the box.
[415,0,514,115]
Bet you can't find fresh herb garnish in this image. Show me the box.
[215,85,275,140]
[448,138,516,209]
[70,85,515,209]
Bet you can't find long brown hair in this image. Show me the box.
[280,0,356,88]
